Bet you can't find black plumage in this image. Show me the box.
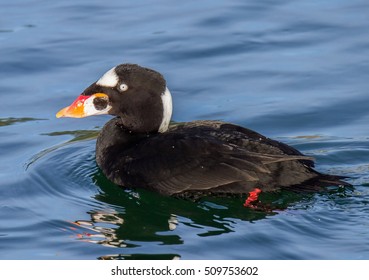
[57,63,350,200]
[96,119,348,198]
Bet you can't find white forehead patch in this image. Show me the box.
[96,67,119,87]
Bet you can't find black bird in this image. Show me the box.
[56,64,349,207]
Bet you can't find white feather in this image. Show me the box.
[96,67,119,87]
[158,87,173,133]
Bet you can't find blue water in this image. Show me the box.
[1,0,369,259]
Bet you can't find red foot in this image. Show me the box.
[243,188,262,208]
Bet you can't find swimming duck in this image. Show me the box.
[56,63,349,207]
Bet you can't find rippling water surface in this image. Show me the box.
[1,0,369,259]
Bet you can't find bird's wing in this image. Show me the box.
[118,133,313,196]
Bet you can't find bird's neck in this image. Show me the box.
[96,117,155,171]
[116,87,173,134]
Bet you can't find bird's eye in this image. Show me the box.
[119,83,129,92]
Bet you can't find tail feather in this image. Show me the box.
[286,173,352,192]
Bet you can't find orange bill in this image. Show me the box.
[56,93,109,118]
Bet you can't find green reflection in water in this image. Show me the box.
[0,117,46,127]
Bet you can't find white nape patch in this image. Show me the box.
[158,87,173,133]
[96,67,119,87]
[84,96,112,116]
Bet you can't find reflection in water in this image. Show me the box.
[68,166,340,259]
[0,117,46,127]
[73,210,126,248]
[72,208,183,259]
[45,130,100,142]
[98,253,181,260]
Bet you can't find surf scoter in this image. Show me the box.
[56,63,349,207]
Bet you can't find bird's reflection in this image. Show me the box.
[68,168,336,260]
[72,210,126,248]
